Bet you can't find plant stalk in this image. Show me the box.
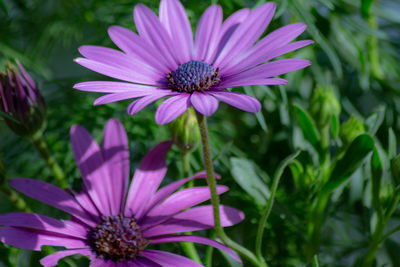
[195,111,264,267]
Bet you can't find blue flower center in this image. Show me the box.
[89,215,147,262]
[167,60,220,92]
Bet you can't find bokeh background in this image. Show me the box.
[1,0,400,266]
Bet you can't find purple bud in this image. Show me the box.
[0,61,46,137]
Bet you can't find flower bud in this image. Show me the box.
[169,108,200,153]
[309,85,341,127]
[339,115,365,146]
[0,61,46,137]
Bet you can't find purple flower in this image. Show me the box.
[0,61,46,136]
[74,0,312,124]
[0,119,243,266]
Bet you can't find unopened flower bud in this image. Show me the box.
[309,85,341,127]
[169,108,200,153]
[0,61,46,137]
[339,115,365,146]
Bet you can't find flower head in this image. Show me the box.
[0,119,243,266]
[0,61,46,136]
[74,0,312,124]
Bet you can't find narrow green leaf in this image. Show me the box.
[371,147,382,211]
[388,128,397,160]
[244,86,268,132]
[0,111,22,124]
[290,159,304,189]
[230,157,270,206]
[366,107,385,135]
[323,134,375,192]
[361,0,374,18]
[331,114,340,139]
[294,104,320,150]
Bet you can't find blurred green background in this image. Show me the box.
[1,0,400,266]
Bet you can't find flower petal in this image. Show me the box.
[159,0,193,62]
[125,141,172,218]
[155,94,190,125]
[144,205,244,236]
[90,258,117,267]
[134,4,179,70]
[101,119,130,214]
[138,172,209,219]
[40,249,92,267]
[9,178,94,226]
[74,81,159,93]
[142,186,228,228]
[0,227,88,251]
[134,257,163,267]
[93,90,162,106]
[208,91,261,113]
[70,125,112,216]
[214,2,276,69]
[108,26,170,73]
[126,91,178,116]
[149,235,241,263]
[74,58,159,85]
[190,92,219,116]
[141,249,203,267]
[0,212,88,238]
[193,5,222,62]
[222,23,309,75]
[215,78,288,89]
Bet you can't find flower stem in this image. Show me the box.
[195,111,263,267]
[179,151,202,263]
[30,132,66,187]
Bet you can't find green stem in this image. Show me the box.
[0,187,31,212]
[195,111,264,267]
[205,231,215,267]
[255,164,282,260]
[30,132,66,187]
[179,151,202,264]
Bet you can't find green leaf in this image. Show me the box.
[331,114,340,139]
[244,86,268,132]
[323,134,375,193]
[294,104,320,150]
[0,0,8,14]
[388,128,397,160]
[230,157,270,206]
[361,0,374,18]
[371,147,382,211]
[366,107,385,135]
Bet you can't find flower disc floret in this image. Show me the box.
[167,60,220,92]
[89,214,147,261]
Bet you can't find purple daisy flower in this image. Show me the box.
[0,119,243,266]
[74,0,312,124]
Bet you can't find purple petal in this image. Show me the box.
[9,178,94,227]
[90,258,117,267]
[134,4,179,70]
[93,90,162,106]
[74,81,159,93]
[190,92,219,116]
[108,26,170,73]
[134,257,163,267]
[142,186,228,227]
[155,94,190,125]
[79,46,163,76]
[215,78,288,89]
[212,8,250,63]
[208,91,261,113]
[221,23,309,75]
[138,172,209,219]
[70,125,112,216]
[74,58,159,86]
[193,5,222,62]
[0,212,88,238]
[127,91,178,116]
[214,3,276,69]
[225,59,311,82]
[141,249,203,267]
[0,226,88,251]
[101,119,129,215]
[144,205,244,236]
[124,141,172,218]
[159,0,193,62]
[72,190,100,221]
[40,249,92,267]
[149,235,241,263]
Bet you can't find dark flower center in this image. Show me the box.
[88,215,147,262]
[167,60,220,93]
